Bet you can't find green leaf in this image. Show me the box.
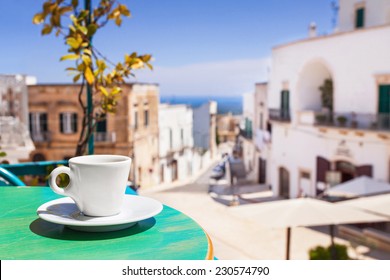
[119,4,131,17]
[115,16,122,26]
[0,151,6,157]
[50,13,61,27]
[111,87,122,95]
[66,37,80,49]
[96,59,106,71]
[82,54,91,66]
[83,48,92,56]
[84,66,95,85]
[60,54,79,61]
[73,73,81,83]
[59,6,73,15]
[146,62,153,70]
[78,10,89,21]
[33,13,44,24]
[78,25,88,35]
[87,24,98,37]
[99,86,109,97]
[41,24,53,35]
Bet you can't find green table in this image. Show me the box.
[0,187,213,260]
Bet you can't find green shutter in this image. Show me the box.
[96,115,107,132]
[355,8,365,28]
[378,85,390,129]
[378,85,390,113]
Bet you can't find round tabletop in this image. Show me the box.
[0,186,213,260]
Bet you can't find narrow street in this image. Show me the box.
[140,163,390,260]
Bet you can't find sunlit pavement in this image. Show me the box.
[140,163,390,260]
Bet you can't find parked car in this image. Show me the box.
[210,155,229,180]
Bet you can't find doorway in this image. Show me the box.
[279,167,290,198]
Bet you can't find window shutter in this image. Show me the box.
[316,156,330,183]
[144,110,149,126]
[29,113,33,134]
[355,8,365,28]
[72,113,78,133]
[59,113,64,133]
[356,165,373,177]
[41,113,48,132]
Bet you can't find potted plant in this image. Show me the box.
[337,115,347,127]
[309,244,351,260]
[315,114,327,124]
[319,79,333,112]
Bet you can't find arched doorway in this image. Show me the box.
[296,60,333,112]
[279,167,290,198]
[335,161,356,183]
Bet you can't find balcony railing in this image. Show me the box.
[314,112,390,131]
[95,131,116,143]
[269,109,291,122]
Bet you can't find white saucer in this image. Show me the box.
[37,196,163,232]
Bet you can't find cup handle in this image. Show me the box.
[49,166,72,195]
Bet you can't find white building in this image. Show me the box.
[241,83,270,184]
[158,104,196,183]
[193,101,218,158]
[264,0,390,198]
[0,75,35,163]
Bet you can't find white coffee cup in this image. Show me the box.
[49,155,132,217]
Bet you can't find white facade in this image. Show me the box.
[193,101,218,157]
[158,103,195,183]
[0,75,35,163]
[266,0,390,198]
[338,0,390,32]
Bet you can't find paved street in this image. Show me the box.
[140,163,390,260]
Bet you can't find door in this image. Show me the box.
[258,158,266,184]
[279,167,290,198]
[378,85,390,129]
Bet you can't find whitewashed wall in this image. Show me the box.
[270,124,390,198]
[338,0,390,32]
[268,25,390,119]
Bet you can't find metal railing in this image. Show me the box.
[269,109,291,122]
[314,112,390,131]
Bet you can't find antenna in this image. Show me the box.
[331,1,339,30]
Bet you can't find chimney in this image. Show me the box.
[308,22,317,38]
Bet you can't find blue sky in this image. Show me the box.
[0,0,334,96]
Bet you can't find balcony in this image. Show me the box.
[313,112,390,131]
[269,109,291,122]
[95,131,116,143]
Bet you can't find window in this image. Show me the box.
[355,7,365,29]
[280,90,290,119]
[59,112,78,134]
[96,114,107,132]
[144,110,149,127]
[29,112,49,141]
[29,112,48,134]
[134,111,138,130]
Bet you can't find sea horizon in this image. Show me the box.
[160,95,243,115]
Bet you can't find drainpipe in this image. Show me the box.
[85,0,94,155]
